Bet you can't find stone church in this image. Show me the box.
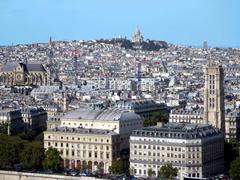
[0,62,49,86]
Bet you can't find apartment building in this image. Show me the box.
[129,123,224,180]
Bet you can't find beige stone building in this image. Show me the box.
[0,62,49,86]
[129,123,224,180]
[203,61,225,132]
[59,108,143,150]
[44,108,143,172]
[44,127,120,173]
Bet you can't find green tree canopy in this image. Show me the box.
[0,131,45,170]
[230,158,240,180]
[158,163,178,180]
[224,141,238,171]
[0,134,25,169]
[43,147,62,171]
[109,160,124,174]
[20,142,44,169]
[144,112,168,127]
[0,122,9,135]
[148,168,156,177]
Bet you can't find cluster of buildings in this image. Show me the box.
[0,29,239,179]
[43,59,227,179]
[0,107,47,134]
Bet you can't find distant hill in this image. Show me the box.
[96,38,168,51]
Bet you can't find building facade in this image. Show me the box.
[129,123,224,180]
[0,62,49,86]
[108,78,137,91]
[0,108,47,135]
[21,107,47,131]
[225,110,240,142]
[59,108,143,150]
[0,109,23,135]
[169,108,203,124]
[203,61,225,132]
[44,127,120,173]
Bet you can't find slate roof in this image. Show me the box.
[1,62,46,72]
[132,122,223,139]
[1,62,19,72]
[26,64,46,72]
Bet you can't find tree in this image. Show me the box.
[43,147,62,171]
[158,163,178,180]
[0,122,9,135]
[0,134,25,169]
[18,130,43,141]
[144,112,168,127]
[148,168,156,178]
[109,160,124,174]
[230,158,240,180]
[97,163,104,174]
[20,142,44,169]
[224,141,238,171]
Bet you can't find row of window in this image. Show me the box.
[170,115,202,118]
[48,142,111,150]
[134,168,200,177]
[133,145,200,152]
[134,145,183,151]
[47,136,111,143]
[134,152,200,159]
[59,149,111,159]
[209,75,215,80]
[134,151,186,158]
[170,119,202,124]
[133,158,201,165]
[135,132,198,139]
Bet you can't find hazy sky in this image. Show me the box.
[0,0,239,47]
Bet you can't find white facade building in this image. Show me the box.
[129,123,224,180]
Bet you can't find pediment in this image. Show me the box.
[15,63,24,72]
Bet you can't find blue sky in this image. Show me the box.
[0,0,239,47]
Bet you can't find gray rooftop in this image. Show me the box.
[132,122,222,139]
[61,108,141,121]
[1,62,46,72]
[1,62,20,72]
[114,100,167,110]
[46,126,118,136]
[26,63,46,72]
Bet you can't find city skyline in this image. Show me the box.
[1,0,240,47]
